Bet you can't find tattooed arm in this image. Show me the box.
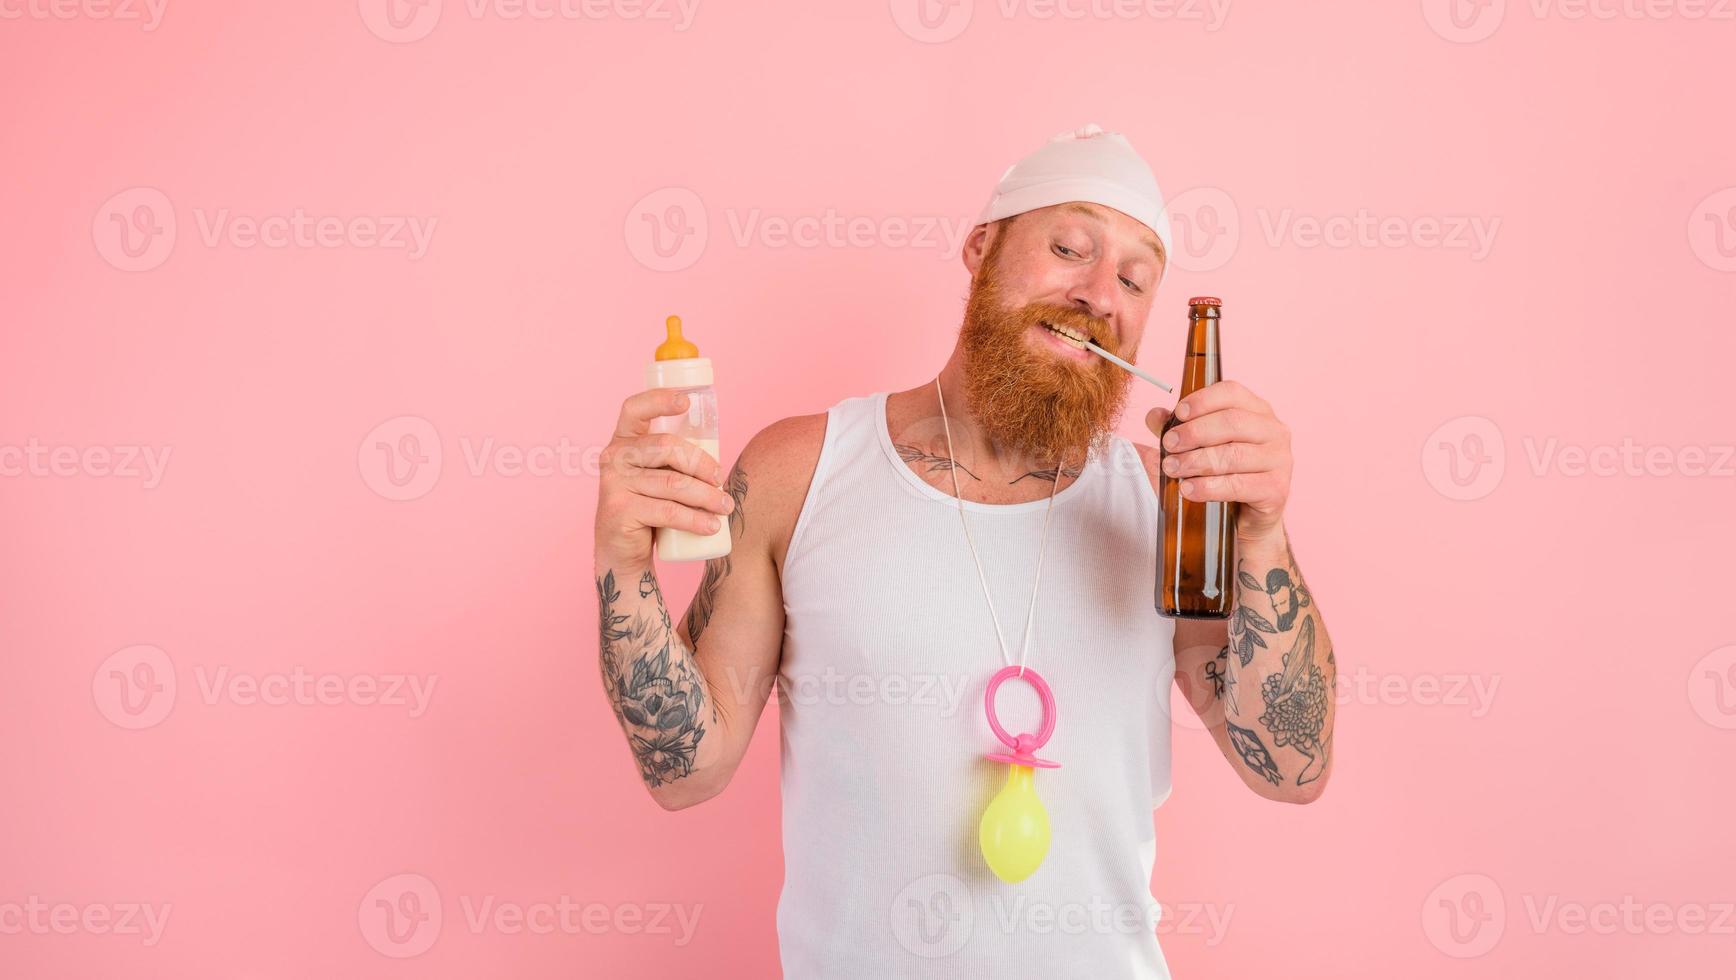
[595,391,820,810]
[1171,530,1336,804]
[1139,381,1335,804]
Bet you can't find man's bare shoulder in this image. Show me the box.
[730,412,828,567]
[735,412,827,483]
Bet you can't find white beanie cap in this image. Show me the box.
[977,123,1171,267]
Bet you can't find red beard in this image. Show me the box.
[957,247,1135,469]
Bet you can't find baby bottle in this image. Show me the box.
[646,315,732,563]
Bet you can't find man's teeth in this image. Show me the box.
[1041,320,1090,350]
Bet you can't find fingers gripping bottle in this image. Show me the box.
[647,315,732,562]
[1157,297,1236,618]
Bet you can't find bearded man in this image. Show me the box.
[593,124,1337,978]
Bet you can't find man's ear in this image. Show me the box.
[960,222,993,279]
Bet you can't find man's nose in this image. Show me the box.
[1064,263,1118,330]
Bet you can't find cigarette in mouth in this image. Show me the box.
[1083,340,1174,393]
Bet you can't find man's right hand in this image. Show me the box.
[595,388,736,572]
[594,400,822,809]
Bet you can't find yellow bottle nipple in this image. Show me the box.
[655,315,700,361]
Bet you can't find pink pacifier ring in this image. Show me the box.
[983,665,1060,769]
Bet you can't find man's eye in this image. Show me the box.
[1120,276,1143,294]
[1053,244,1080,258]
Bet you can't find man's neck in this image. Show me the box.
[882,358,1087,503]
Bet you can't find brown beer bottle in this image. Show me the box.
[1157,297,1236,619]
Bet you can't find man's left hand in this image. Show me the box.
[1144,380,1292,542]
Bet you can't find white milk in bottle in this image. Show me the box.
[646,315,731,563]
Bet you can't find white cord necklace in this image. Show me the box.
[935,376,1070,885]
[933,376,1061,676]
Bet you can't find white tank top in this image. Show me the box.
[776,391,1178,978]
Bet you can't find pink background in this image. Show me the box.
[4,1,1735,977]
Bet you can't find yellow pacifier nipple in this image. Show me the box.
[980,762,1052,884]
